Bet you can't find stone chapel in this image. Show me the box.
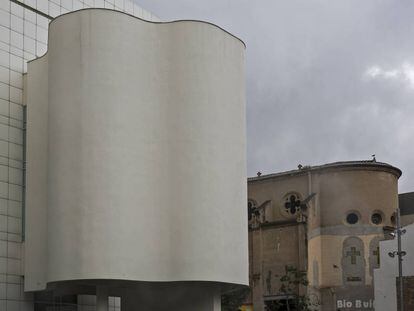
[245,160,401,311]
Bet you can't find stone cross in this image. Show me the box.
[346,247,361,265]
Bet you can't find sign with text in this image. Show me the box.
[334,286,374,311]
[337,299,374,309]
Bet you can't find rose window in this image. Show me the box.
[284,194,301,215]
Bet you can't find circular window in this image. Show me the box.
[371,212,383,225]
[391,213,396,225]
[346,212,359,225]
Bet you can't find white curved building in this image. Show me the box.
[0,1,248,310]
[1,2,158,311]
[23,7,247,311]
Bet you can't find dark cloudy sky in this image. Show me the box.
[137,0,414,193]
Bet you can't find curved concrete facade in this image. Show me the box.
[25,9,247,292]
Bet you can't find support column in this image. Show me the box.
[96,286,109,311]
[121,288,133,311]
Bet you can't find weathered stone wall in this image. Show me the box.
[248,162,400,311]
[248,173,309,223]
[248,224,303,310]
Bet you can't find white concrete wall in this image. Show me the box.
[25,9,247,291]
[24,54,48,292]
[2,1,160,309]
[374,223,414,311]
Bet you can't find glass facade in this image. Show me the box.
[0,1,158,310]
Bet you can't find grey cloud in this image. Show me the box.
[136,0,414,192]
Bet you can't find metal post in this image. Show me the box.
[397,208,404,311]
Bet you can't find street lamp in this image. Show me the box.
[389,251,406,258]
[387,208,406,311]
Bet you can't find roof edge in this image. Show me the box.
[248,160,402,182]
[28,8,246,65]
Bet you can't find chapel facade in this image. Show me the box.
[245,160,401,311]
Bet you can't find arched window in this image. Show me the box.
[341,236,366,285]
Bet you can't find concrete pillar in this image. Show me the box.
[96,286,108,311]
[121,288,133,311]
